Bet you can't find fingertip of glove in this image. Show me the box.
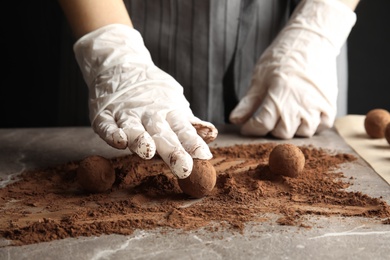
[240,118,271,137]
[229,116,241,125]
[295,123,318,138]
[169,150,193,179]
[229,109,247,125]
[190,145,213,160]
[271,130,295,140]
[130,133,156,160]
[192,123,218,143]
[112,129,128,149]
[98,128,127,150]
[229,94,262,125]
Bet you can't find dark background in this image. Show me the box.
[1,0,389,128]
[347,0,390,115]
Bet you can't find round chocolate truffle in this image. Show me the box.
[385,123,390,145]
[269,143,305,178]
[77,155,115,193]
[178,159,216,199]
[364,109,390,138]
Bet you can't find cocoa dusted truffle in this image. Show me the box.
[364,109,390,138]
[269,143,305,178]
[385,123,390,145]
[178,159,216,198]
[77,155,116,193]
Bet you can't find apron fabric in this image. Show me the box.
[124,0,290,124]
[124,0,348,124]
[57,0,348,126]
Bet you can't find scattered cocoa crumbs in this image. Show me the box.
[383,218,390,224]
[1,143,390,246]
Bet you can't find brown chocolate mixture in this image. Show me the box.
[1,143,390,246]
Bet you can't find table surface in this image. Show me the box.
[334,115,390,184]
[0,115,389,260]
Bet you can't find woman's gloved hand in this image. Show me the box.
[229,0,357,139]
[74,24,218,179]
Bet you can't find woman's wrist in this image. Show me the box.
[337,0,360,10]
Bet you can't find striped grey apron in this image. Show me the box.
[58,0,347,126]
[124,0,348,124]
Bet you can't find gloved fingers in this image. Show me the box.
[229,94,262,125]
[143,114,193,179]
[121,128,156,160]
[93,111,128,149]
[189,116,218,144]
[229,69,268,125]
[240,95,279,137]
[271,112,301,140]
[117,113,156,160]
[295,109,322,137]
[316,111,336,134]
[166,112,213,160]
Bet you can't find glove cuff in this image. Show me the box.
[290,0,357,51]
[73,24,153,88]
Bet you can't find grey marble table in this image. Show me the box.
[0,126,390,260]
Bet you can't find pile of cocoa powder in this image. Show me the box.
[1,143,390,246]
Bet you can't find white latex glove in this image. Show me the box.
[73,24,218,179]
[229,0,357,139]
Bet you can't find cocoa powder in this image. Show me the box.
[1,143,390,246]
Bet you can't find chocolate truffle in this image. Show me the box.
[385,123,390,145]
[364,109,390,138]
[77,155,115,193]
[269,143,305,178]
[178,159,216,198]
